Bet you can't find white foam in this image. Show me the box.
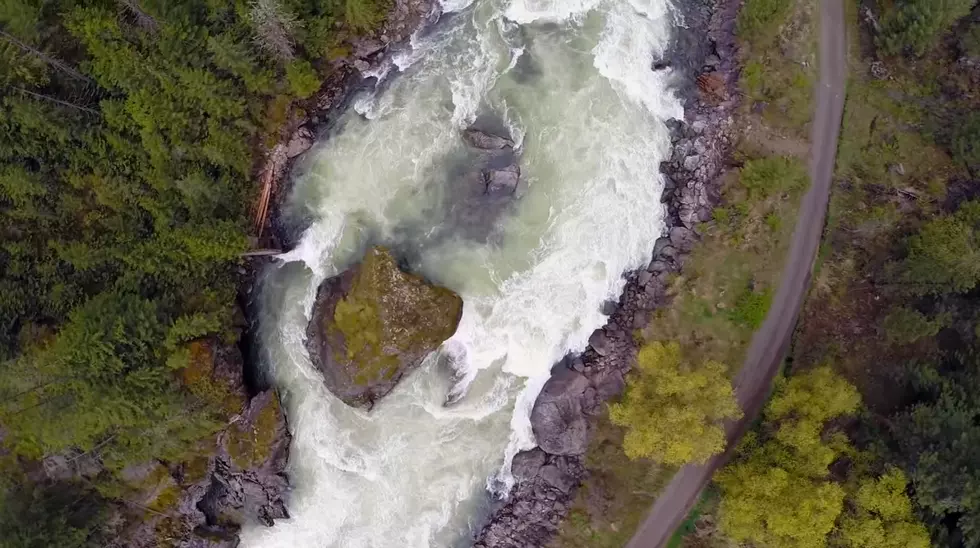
[243,0,680,545]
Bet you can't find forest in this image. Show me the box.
[0,0,384,544]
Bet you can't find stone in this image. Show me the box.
[484,163,521,195]
[588,329,613,357]
[352,59,371,73]
[648,260,670,273]
[512,449,547,481]
[653,236,672,257]
[591,368,626,401]
[637,270,653,287]
[669,226,698,252]
[305,247,463,408]
[463,128,514,150]
[530,369,590,456]
[538,465,575,493]
[652,59,671,71]
[683,154,702,171]
[286,127,315,159]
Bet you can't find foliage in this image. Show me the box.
[878,0,976,56]
[739,156,809,199]
[881,307,947,344]
[609,341,741,466]
[0,481,106,548]
[836,468,931,548]
[286,59,321,98]
[887,357,980,545]
[727,285,773,329]
[952,113,980,173]
[0,0,390,538]
[894,202,980,294]
[737,0,794,50]
[343,0,389,33]
[716,367,860,548]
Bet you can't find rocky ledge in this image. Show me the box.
[473,0,741,545]
[306,246,463,408]
[95,339,290,548]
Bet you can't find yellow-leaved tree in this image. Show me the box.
[608,341,741,466]
[716,366,861,548]
[836,468,931,548]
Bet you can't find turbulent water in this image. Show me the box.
[242,0,682,546]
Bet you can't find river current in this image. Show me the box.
[242,0,682,545]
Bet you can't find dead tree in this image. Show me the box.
[248,0,299,61]
[117,0,159,31]
[0,29,93,84]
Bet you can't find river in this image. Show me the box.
[241,0,682,545]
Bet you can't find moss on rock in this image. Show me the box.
[306,246,463,407]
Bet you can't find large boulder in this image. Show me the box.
[306,246,463,408]
[530,368,590,456]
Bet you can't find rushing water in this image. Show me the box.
[242,0,682,546]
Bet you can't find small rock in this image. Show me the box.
[463,128,514,150]
[484,164,520,195]
[285,127,314,159]
[638,270,653,287]
[704,54,721,67]
[653,236,672,257]
[648,260,670,273]
[683,154,702,171]
[652,59,671,71]
[352,59,371,73]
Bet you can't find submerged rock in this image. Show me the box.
[306,246,463,408]
[462,128,514,150]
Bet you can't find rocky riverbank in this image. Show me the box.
[472,0,742,545]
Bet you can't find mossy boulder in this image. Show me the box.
[306,246,463,408]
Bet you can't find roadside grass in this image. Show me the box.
[739,0,818,134]
[645,152,807,369]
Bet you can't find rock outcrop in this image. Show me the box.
[305,247,463,408]
[473,0,740,545]
[108,340,290,548]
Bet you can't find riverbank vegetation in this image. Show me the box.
[552,0,818,543]
[0,0,387,544]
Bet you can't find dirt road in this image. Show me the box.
[624,0,847,546]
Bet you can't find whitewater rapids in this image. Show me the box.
[242,0,682,545]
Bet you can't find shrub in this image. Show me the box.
[728,286,773,329]
[286,59,321,99]
[881,307,948,344]
[737,0,794,49]
[952,113,980,173]
[878,0,975,57]
[739,156,808,199]
[609,342,741,466]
